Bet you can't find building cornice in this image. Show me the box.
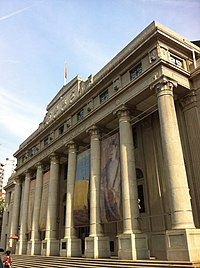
[14,21,198,161]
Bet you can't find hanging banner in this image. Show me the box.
[39,171,50,230]
[27,179,36,233]
[74,149,90,227]
[100,133,121,222]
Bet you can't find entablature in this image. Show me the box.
[14,21,198,170]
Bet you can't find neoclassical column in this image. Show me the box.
[18,171,31,254]
[29,162,43,255]
[85,125,110,258]
[42,153,60,256]
[9,177,21,252]
[118,108,140,233]
[180,91,200,227]
[88,126,102,237]
[65,142,77,239]
[60,141,81,257]
[154,78,200,261]
[116,106,149,260]
[156,80,194,229]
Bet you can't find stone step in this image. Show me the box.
[12,255,200,268]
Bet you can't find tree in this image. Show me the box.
[0,196,5,217]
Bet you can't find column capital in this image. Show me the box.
[24,170,32,179]
[114,105,131,120]
[35,161,44,169]
[66,140,77,151]
[50,153,60,164]
[14,176,21,185]
[151,76,177,97]
[87,125,100,136]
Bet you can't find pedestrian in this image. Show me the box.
[3,251,12,268]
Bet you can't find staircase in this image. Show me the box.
[12,255,200,268]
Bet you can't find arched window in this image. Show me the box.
[136,168,143,179]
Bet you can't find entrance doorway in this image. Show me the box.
[78,226,89,255]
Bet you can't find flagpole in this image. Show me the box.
[64,61,67,85]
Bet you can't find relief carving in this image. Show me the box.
[149,48,157,63]
[113,77,121,91]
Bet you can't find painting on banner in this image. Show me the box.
[27,179,36,232]
[100,133,122,223]
[74,149,90,227]
[39,171,50,230]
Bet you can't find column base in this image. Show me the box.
[16,240,28,255]
[15,241,19,254]
[27,241,31,255]
[151,232,167,260]
[60,238,81,257]
[27,240,42,255]
[118,233,149,260]
[41,239,59,256]
[85,236,110,258]
[166,229,200,261]
[9,239,18,254]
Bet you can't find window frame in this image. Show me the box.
[99,89,109,103]
[130,62,142,81]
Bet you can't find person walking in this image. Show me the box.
[3,251,12,268]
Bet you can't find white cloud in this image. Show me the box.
[0,1,44,21]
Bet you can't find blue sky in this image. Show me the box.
[0,0,200,161]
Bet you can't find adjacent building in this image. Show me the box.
[1,21,200,262]
[0,163,4,193]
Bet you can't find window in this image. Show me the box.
[31,146,39,155]
[170,55,183,68]
[6,212,9,225]
[59,124,64,135]
[62,241,66,249]
[77,109,84,121]
[110,241,115,252]
[137,185,145,213]
[136,168,145,213]
[44,137,48,147]
[99,89,109,103]
[130,63,142,80]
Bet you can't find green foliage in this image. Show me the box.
[0,196,5,216]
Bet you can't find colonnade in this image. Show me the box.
[6,78,200,261]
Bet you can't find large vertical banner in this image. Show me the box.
[39,171,50,231]
[27,179,36,232]
[100,133,121,222]
[73,149,90,227]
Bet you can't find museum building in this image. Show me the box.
[1,21,200,262]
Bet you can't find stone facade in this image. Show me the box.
[1,21,200,261]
